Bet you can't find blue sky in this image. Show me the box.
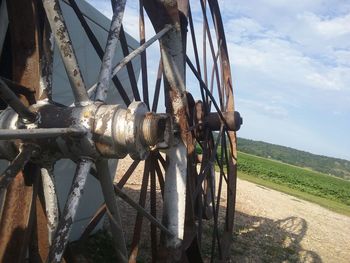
[87,0,350,160]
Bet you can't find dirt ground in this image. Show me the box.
[234,179,350,262]
[114,157,350,262]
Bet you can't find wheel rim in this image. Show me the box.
[0,0,241,262]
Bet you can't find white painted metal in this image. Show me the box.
[41,167,59,244]
[51,0,140,241]
[162,141,187,248]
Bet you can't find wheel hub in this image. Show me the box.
[0,101,172,162]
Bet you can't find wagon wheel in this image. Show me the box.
[0,0,241,262]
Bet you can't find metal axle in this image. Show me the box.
[0,101,172,162]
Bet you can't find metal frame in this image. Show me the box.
[0,0,241,262]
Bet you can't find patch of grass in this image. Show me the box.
[238,171,350,217]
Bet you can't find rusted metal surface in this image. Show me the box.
[0,1,42,261]
[94,0,126,102]
[48,158,92,263]
[42,0,89,104]
[207,1,238,259]
[199,111,242,132]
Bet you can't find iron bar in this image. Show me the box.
[0,0,8,58]
[67,0,131,105]
[78,159,140,241]
[96,159,128,263]
[200,0,222,108]
[41,167,59,245]
[113,184,173,237]
[0,128,86,140]
[188,5,207,111]
[88,25,172,99]
[139,0,149,108]
[0,78,37,123]
[0,144,38,190]
[0,77,35,100]
[120,26,141,101]
[117,160,140,188]
[152,60,163,112]
[111,25,172,77]
[192,127,223,200]
[38,20,54,101]
[42,0,89,104]
[94,0,126,102]
[150,161,157,261]
[79,202,106,241]
[202,0,208,88]
[186,56,230,129]
[154,159,164,198]
[129,159,150,262]
[208,160,222,262]
[48,158,92,263]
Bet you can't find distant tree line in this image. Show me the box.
[237,137,350,180]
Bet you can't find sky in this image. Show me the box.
[87,0,350,160]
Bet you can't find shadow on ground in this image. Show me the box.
[232,211,322,262]
[70,186,322,263]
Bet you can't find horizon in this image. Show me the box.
[237,136,350,162]
[86,0,350,161]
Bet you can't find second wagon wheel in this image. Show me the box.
[0,0,241,262]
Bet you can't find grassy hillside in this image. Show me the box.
[237,152,350,215]
[237,137,350,180]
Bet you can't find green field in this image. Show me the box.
[237,152,350,216]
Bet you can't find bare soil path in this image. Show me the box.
[114,157,350,262]
[234,178,350,262]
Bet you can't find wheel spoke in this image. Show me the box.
[117,160,141,188]
[150,161,157,261]
[113,184,172,237]
[78,160,140,241]
[38,20,54,101]
[41,167,59,245]
[152,60,163,112]
[48,158,92,263]
[88,25,172,99]
[200,0,222,108]
[129,159,150,262]
[0,144,39,190]
[42,0,89,104]
[139,0,149,108]
[0,127,86,140]
[154,158,164,198]
[0,78,38,123]
[120,26,141,101]
[186,56,230,129]
[192,128,223,200]
[67,0,131,105]
[96,159,128,263]
[0,0,8,58]
[94,0,127,102]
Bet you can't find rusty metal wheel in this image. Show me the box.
[0,0,241,262]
